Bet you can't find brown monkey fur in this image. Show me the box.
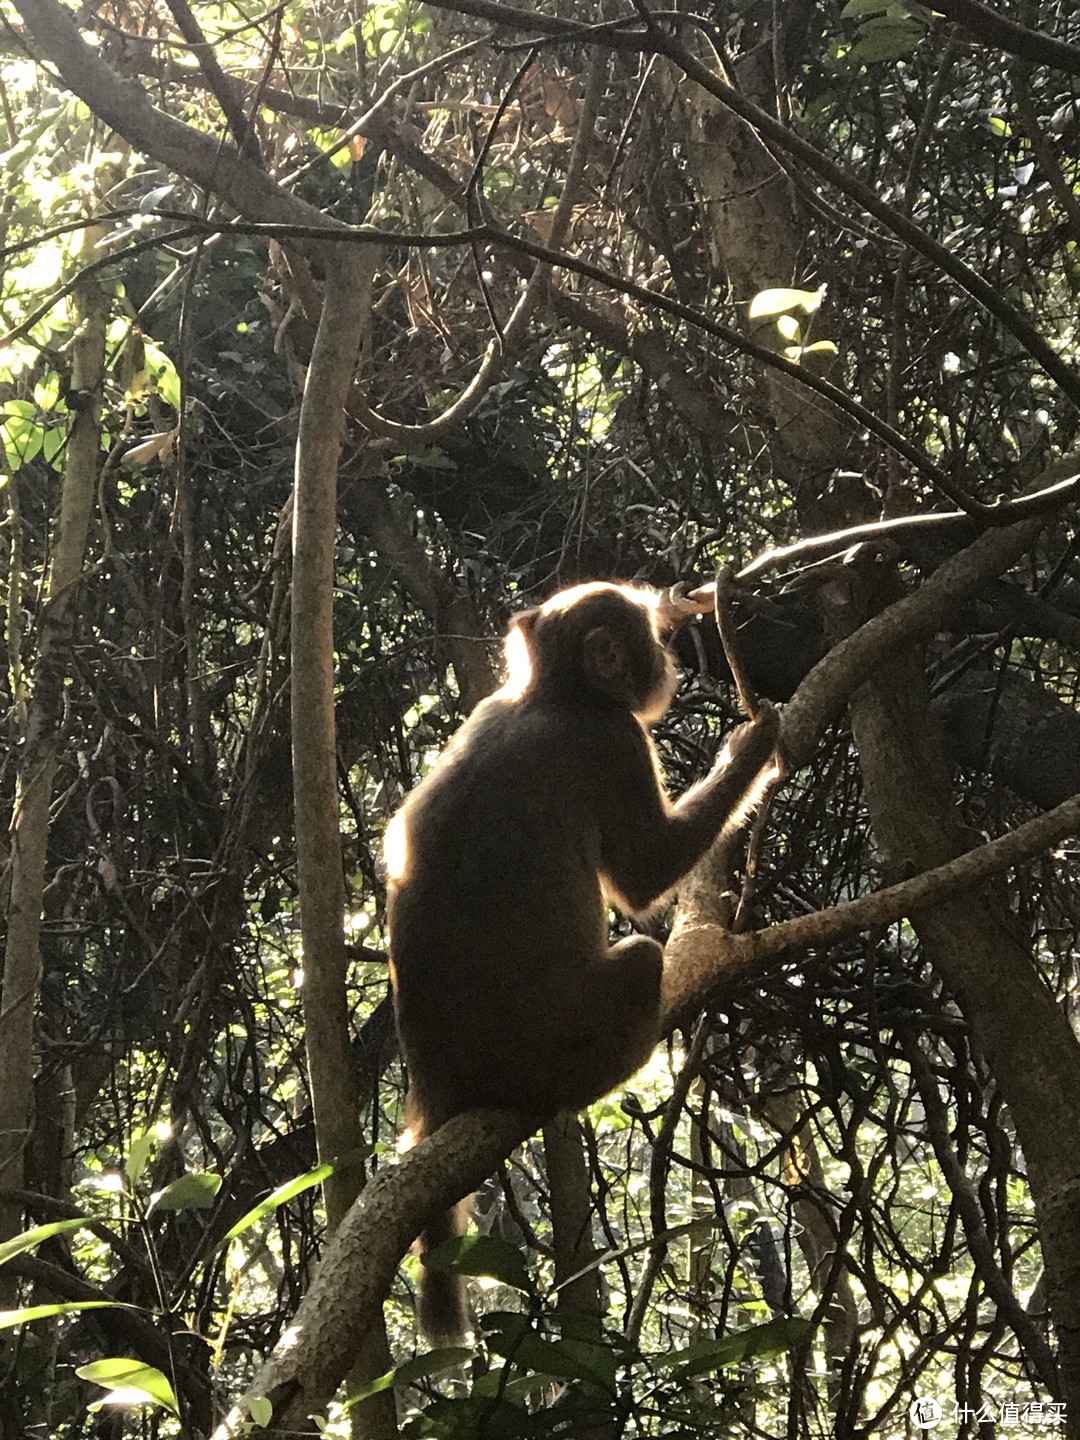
[385,582,781,1343]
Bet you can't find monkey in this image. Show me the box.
[384,581,782,1344]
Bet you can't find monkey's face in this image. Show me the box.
[504,583,678,721]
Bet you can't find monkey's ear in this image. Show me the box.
[510,607,540,636]
[584,624,632,702]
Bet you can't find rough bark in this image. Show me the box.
[211,1109,532,1438]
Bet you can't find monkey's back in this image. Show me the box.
[387,690,638,1120]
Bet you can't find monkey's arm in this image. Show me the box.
[600,705,781,914]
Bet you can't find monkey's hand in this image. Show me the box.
[657,583,714,634]
[725,700,785,779]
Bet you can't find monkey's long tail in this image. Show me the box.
[415,1199,471,1347]
[402,1098,471,1345]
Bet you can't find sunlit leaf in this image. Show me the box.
[776,314,801,341]
[148,1172,222,1213]
[0,1218,87,1267]
[77,1358,179,1415]
[748,286,826,319]
[346,1347,472,1405]
[223,1163,332,1241]
[0,1301,121,1330]
[125,1129,155,1186]
[248,1395,273,1425]
[423,1234,533,1294]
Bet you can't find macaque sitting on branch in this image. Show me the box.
[385,581,781,1341]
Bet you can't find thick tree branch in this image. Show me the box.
[931,0,1080,76]
[211,1109,532,1437]
[780,512,1046,769]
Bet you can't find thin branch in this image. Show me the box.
[161,0,261,159]
[700,790,1080,1008]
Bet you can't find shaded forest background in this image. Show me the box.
[1,0,1080,1435]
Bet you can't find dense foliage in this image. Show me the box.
[1,0,1080,1435]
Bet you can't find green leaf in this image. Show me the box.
[0,1218,87,1266]
[849,21,923,62]
[42,427,66,463]
[482,1313,618,1391]
[0,1301,121,1330]
[125,1129,156,1186]
[248,1395,273,1426]
[840,0,888,14]
[76,1358,179,1414]
[33,372,62,408]
[346,1347,472,1406]
[148,1172,222,1213]
[2,401,46,470]
[650,1317,815,1379]
[423,1234,533,1295]
[748,286,826,319]
[223,1163,333,1241]
[142,338,182,410]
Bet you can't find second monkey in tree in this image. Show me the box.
[386,581,781,1341]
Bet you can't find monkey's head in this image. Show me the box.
[504,583,678,721]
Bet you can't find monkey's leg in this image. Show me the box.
[553,937,664,1108]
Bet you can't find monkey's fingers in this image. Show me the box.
[656,584,713,632]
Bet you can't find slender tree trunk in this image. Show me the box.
[0,243,106,1288]
[292,242,395,1439]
